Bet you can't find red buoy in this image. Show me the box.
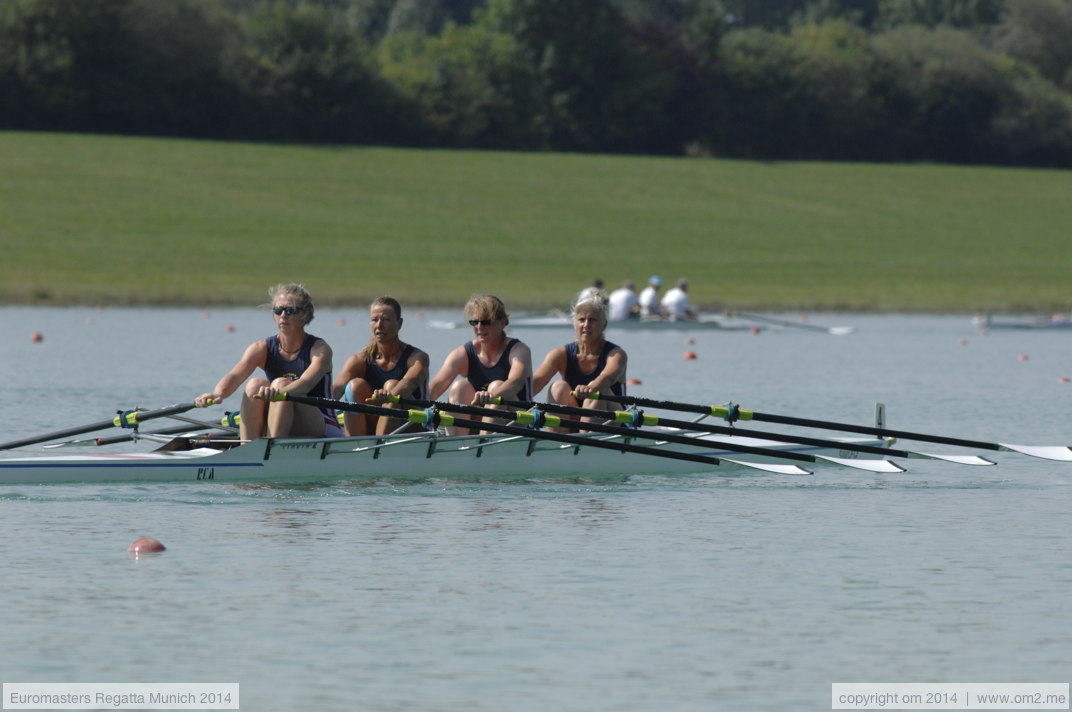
[129,537,166,553]
[684,351,697,360]
[30,331,43,343]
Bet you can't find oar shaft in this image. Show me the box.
[499,398,903,458]
[0,402,197,451]
[281,393,725,467]
[397,397,816,464]
[597,393,1003,452]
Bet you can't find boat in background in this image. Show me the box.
[428,311,855,334]
[973,314,1072,330]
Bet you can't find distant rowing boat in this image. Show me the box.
[972,314,1072,330]
[428,312,855,333]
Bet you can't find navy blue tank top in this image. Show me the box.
[564,341,625,396]
[366,344,428,399]
[265,334,333,412]
[464,338,532,401]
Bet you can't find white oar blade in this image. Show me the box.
[999,443,1072,461]
[816,455,905,473]
[917,453,995,466]
[722,459,813,475]
[828,326,857,336]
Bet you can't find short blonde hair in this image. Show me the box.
[267,283,315,324]
[465,294,509,325]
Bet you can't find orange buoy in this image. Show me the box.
[627,378,642,385]
[225,325,236,333]
[30,331,43,343]
[129,537,166,553]
[1059,377,1070,383]
[1018,354,1029,361]
[749,327,761,335]
[202,310,211,318]
[338,318,346,326]
[684,351,697,360]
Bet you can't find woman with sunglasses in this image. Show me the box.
[531,289,627,426]
[333,296,430,436]
[195,283,341,440]
[428,294,532,434]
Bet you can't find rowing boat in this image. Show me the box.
[972,314,1072,330]
[427,313,763,331]
[5,392,1064,485]
[428,312,855,334]
[0,430,891,485]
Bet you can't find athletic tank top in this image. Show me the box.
[564,341,625,396]
[464,338,532,401]
[366,344,429,400]
[265,334,334,415]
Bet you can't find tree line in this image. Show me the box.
[2,0,1071,166]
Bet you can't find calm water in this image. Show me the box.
[1,307,1070,711]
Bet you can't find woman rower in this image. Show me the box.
[532,289,627,427]
[333,296,429,436]
[428,294,532,434]
[194,283,341,440]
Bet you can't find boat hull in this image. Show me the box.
[0,431,887,485]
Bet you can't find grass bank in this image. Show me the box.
[2,131,1069,312]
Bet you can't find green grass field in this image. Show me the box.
[2,131,1070,312]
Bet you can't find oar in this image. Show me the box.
[592,393,1072,462]
[390,397,903,474]
[44,417,239,448]
[730,311,856,335]
[490,398,994,467]
[0,402,198,451]
[273,393,812,475]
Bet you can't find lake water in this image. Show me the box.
[1,307,1070,711]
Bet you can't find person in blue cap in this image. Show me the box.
[638,275,663,317]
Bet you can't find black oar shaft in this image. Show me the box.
[0,402,196,451]
[597,393,1003,452]
[397,397,816,464]
[281,393,724,467]
[498,398,902,458]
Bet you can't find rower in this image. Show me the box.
[428,294,533,435]
[194,283,341,440]
[333,296,430,436]
[531,289,628,430]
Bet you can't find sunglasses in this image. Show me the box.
[273,306,300,315]
[468,318,493,326]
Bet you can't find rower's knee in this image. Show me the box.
[549,380,575,405]
[344,378,372,402]
[448,379,475,404]
[244,378,270,398]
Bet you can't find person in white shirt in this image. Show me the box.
[607,280,639,321]
[638,275,662,317]
[660,278,695,320]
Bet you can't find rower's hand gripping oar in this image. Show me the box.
[589,393,1072,462]
[0,402,198,451]
[272,393,814,475]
